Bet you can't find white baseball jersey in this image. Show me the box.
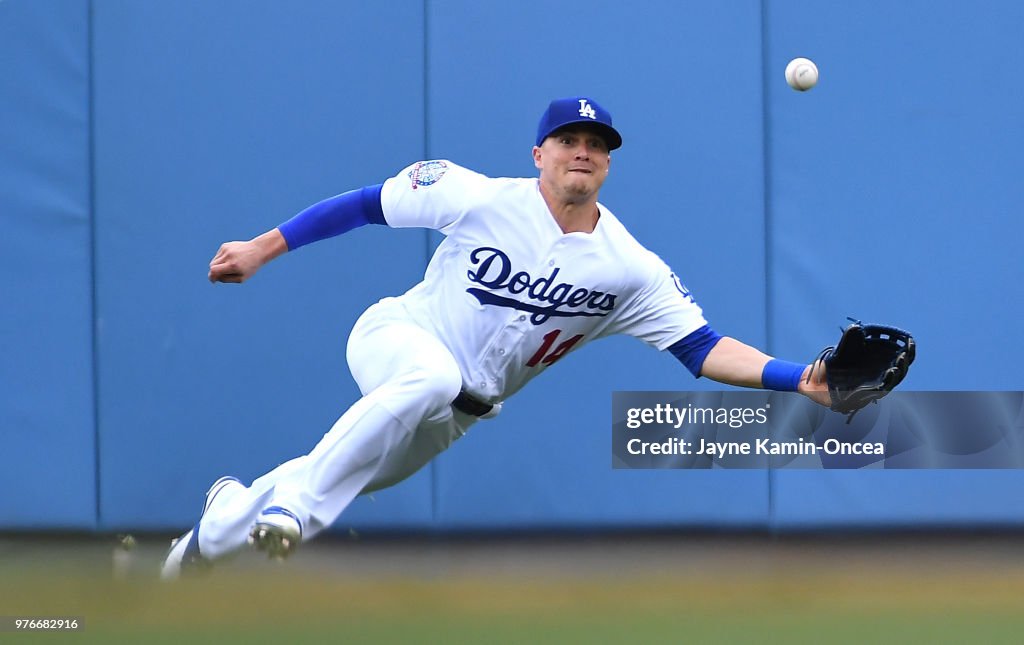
[379,160,707,403]
[190,159,712,560]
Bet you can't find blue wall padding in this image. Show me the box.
[763,0,1024,526]
[89,1,431,530]
[427,0,771,529]
[3,0,1024,532]
[0,0,96,529]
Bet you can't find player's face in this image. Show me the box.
[533,126,611,203]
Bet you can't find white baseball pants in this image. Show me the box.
[197,297,477,559]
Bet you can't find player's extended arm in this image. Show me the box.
[700,336,831,407]
[208,185,386,284]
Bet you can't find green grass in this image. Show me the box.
[5,534,1024,644]
[4,563,1024,644]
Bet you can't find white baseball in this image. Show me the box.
[785,57,819,91]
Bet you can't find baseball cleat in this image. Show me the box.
[159,476,244,580]
[159,528,205,580]
[248,506,303,561]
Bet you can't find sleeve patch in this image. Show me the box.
[408,160,449,189]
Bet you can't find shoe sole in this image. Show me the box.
[248,523,300,561]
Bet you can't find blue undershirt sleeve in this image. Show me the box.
[277,184,386,251]
[667,325,724,378]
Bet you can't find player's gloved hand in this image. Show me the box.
[811,320,916,422]
[208,229,288,283]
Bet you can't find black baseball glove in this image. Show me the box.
[812,320,916,422]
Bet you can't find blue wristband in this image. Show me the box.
[761,359,805,392]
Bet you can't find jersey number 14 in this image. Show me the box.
[526,329,584,367]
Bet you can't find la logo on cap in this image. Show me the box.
[578,99,597,119]
[535,96,622,150]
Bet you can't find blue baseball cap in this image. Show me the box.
[535,96,622,150]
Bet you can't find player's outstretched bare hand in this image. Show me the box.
[208,229,288,283]
[798,362,831,408]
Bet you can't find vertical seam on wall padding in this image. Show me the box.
[423,0,431,164]
[759,0,777,533]
[87,0,102,529]
[423,1,434,275]
[759,0,774,358]
[423,0,439,528]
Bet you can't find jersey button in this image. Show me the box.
[498,349,506,355]
[518,315,526,322]
[548,260,555,266]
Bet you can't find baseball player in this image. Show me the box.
[161,96,831,579]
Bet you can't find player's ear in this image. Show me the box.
[532,145,543,170]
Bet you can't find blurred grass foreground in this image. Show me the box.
[2,532,1024,644]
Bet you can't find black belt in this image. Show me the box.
[452,389,494,417]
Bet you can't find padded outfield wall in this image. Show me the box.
[2,0,1022,532]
